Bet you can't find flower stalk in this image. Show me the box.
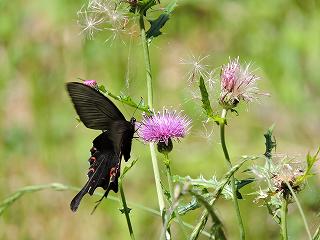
[220,108,245,240]
[281,196,288,240]
[119,180,135,240]
[286,182,312,240]
[139,13,166,221]
[164,154,188,238]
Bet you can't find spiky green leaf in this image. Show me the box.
[199,76,223,124]
[121,158,138,179]
[264,124,276,159]
[146,0,178,40]
[99,84,152,115]
[188,190,226,240]
[295,148,320,185]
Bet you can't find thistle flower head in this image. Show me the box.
[138,109,191,153]
[271,163,304,197]
[251,155,307,204]
[219,57,263,109]
[83,79,98,89]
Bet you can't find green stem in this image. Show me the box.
[220,108,245,240]
[286,182,312,240]
[139,12,166,230]
[281,197,288,240]
[119,180,135,240]
[139,14,153,109]
[164,155,188,239]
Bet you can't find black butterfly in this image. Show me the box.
[66,82,135,212]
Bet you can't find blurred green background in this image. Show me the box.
[0,0,319,239]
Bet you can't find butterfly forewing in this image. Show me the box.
[66,82,126,130]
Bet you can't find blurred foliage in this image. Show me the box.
[0,0,319,239]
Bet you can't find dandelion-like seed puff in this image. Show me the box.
[77,0,131,43]
[138,109,191,154]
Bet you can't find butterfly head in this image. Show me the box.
[130,117,136,125]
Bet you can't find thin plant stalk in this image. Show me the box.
[164,154,188,239]
[286,182,312,240]
[119,180,135,240]
[139,12,166,226]
[220,108,245,240]
[281,197,288,240]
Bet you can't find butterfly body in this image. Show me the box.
[66,82,135,212]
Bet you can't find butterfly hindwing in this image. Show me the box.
[66,82,126,130]
[70,133,120,212]
[107,120,135,162]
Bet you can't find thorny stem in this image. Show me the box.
[164,154,188,239]
[220,108,245,240]
[281,197,288,240]
[119,180,135,240]
[286,182,312,240]
[139,13,166,233]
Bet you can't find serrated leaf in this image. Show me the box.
[236,178,255,189]
[188,190,226,240]
[146,0,178,40]
[98,84,152,115]
[146,14,169,39]
[235,178,255,199]
[199,76,223,124]
[177,192,213,215]
[295,147,320,186]
[264,124,276,159]
[121,158,138,179]
[172,175,233,199]
[98,84,107,93]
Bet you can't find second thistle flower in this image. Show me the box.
[219,57,264,109]
[138,109,191,154]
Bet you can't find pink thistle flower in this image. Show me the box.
[83,79,98,89]
[138,109,191,153]
[219,57,265,109]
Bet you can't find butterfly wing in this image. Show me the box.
[66,82,126,130]
[70,133,120,212]
[107,120,135,162]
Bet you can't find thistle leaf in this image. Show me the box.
[146,14,169,39]
[146,0,178,40]
[99,84,152,114]
[199,76,223,124]
[264,124,276,159]
[172,175,233,199]
[188,190,226,240]
[121,158,138,179]
[235,178,255,199]
[295,148,320,185]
